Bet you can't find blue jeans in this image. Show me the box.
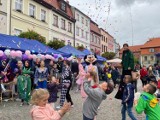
[37,80,47,89]
[121,104,137,120]
[83,114,94,120]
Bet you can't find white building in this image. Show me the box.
[0,0,9,34]
[71,7,90,49]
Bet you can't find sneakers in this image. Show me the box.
[56,105,61,109]
[20,102,24,107]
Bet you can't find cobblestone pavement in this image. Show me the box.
[0,80,145,120]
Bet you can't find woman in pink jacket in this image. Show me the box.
[30,88,70,120]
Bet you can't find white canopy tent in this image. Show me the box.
[106,58,122,63]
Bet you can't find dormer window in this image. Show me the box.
[61,2,66,12]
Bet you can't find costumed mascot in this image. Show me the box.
[84,54,114,94]
[84,53,99,85]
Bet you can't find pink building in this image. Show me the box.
[107,33,114,52]
[90,20,101,55]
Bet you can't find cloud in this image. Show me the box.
[68,0,160,47]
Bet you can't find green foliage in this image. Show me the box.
[18,30,46,44]
[76,45,85,51]
[102,52,116,60]
[47,39,65,50]
[134,57,139,64]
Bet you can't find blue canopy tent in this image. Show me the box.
[82,49,107,62]
[58,45,86,57]
[0,33,71,57]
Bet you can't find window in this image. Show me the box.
[86,20,88,26]
[68,42,71,45]
[14,28,22,36]
[76,27,79,36]
[61,19,65,30]
[150,56,154,61]
[53,15,58,27]
[91,34,94,42]
[68,22,72,33]
[82,17,84,24]
[106,46,107,52]
[41,9,46,22]
[61,2,66,12]
[104,36,105,41]
[77,14,79,21]
[15,0,22,12]
[81,29,84,37]
[86,46,87,48]
[86,32,88,40]
[104,46,106,52]
[76,43,79,46]
[149,48,155,53]
[98,38,100,44]
[61,40,65,43]
[102,45,103,52]
[29,4,35,18]
[95,36,97,43]
[106,37,107,43]
[144,56,147,61]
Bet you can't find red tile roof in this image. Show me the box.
[119,45,143,54]
[90,20,101,36]
[141,38,160,48]
[44,0,73,18]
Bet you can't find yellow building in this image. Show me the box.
[10,0,50,42]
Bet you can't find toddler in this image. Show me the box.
[47,76,59,108]
[30,88,70,120]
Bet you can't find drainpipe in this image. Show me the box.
[9,0,12,35]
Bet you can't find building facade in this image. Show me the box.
[114,40,120,58]
[90,20,101,55]
[0,0,8,34]
[107,33,114,52]
[44,0,75,45]
[141,38,160,67]
[1,0,75,45]
[100,28,108,54]
[71,7,90,49]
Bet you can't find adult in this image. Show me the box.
[17,60,33,106]
[71,58,79,90]
[58,60,73,108]
[47,60,54,75]
[115,43,134,99]
[140,65,148,86]
[34,60,49,89]
[111,66,119,88]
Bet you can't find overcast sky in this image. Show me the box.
[68,0,160,47]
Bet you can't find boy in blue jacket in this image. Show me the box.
[121,75,137,120]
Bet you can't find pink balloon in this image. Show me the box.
[45,54,50,59]
[25,50,31,55]
[32,54,37,60]
[16,50,22,57]
[0,50,4,57]
[41,55,45,60]
[28,54,33,60]
[10,50,16,58]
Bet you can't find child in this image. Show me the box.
[30,88,70,120]
[81,71,98,102]
[121,75,137,120]
[47,76,59,109]
[83,75,108,120]
[134,83,160,120]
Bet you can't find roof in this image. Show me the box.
[43,0,75,21]
[0,33,71,57]
[58,45,85,56]
[90,20,101,36]
[100,28,114,38]
[119,45,143,54]
[141,38,160,48]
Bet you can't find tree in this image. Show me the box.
[134,57,139,64]
[47,39,65,50]
[102,52,116,60]
[76,45,85,51]
[18,30,46,44]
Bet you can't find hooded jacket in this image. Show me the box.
[30,104,61,120]
[83,81,107,119]
[135,92,160,120]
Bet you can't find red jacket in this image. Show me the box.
[140,68,148,79]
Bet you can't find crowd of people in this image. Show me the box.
[0,43,160,120]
